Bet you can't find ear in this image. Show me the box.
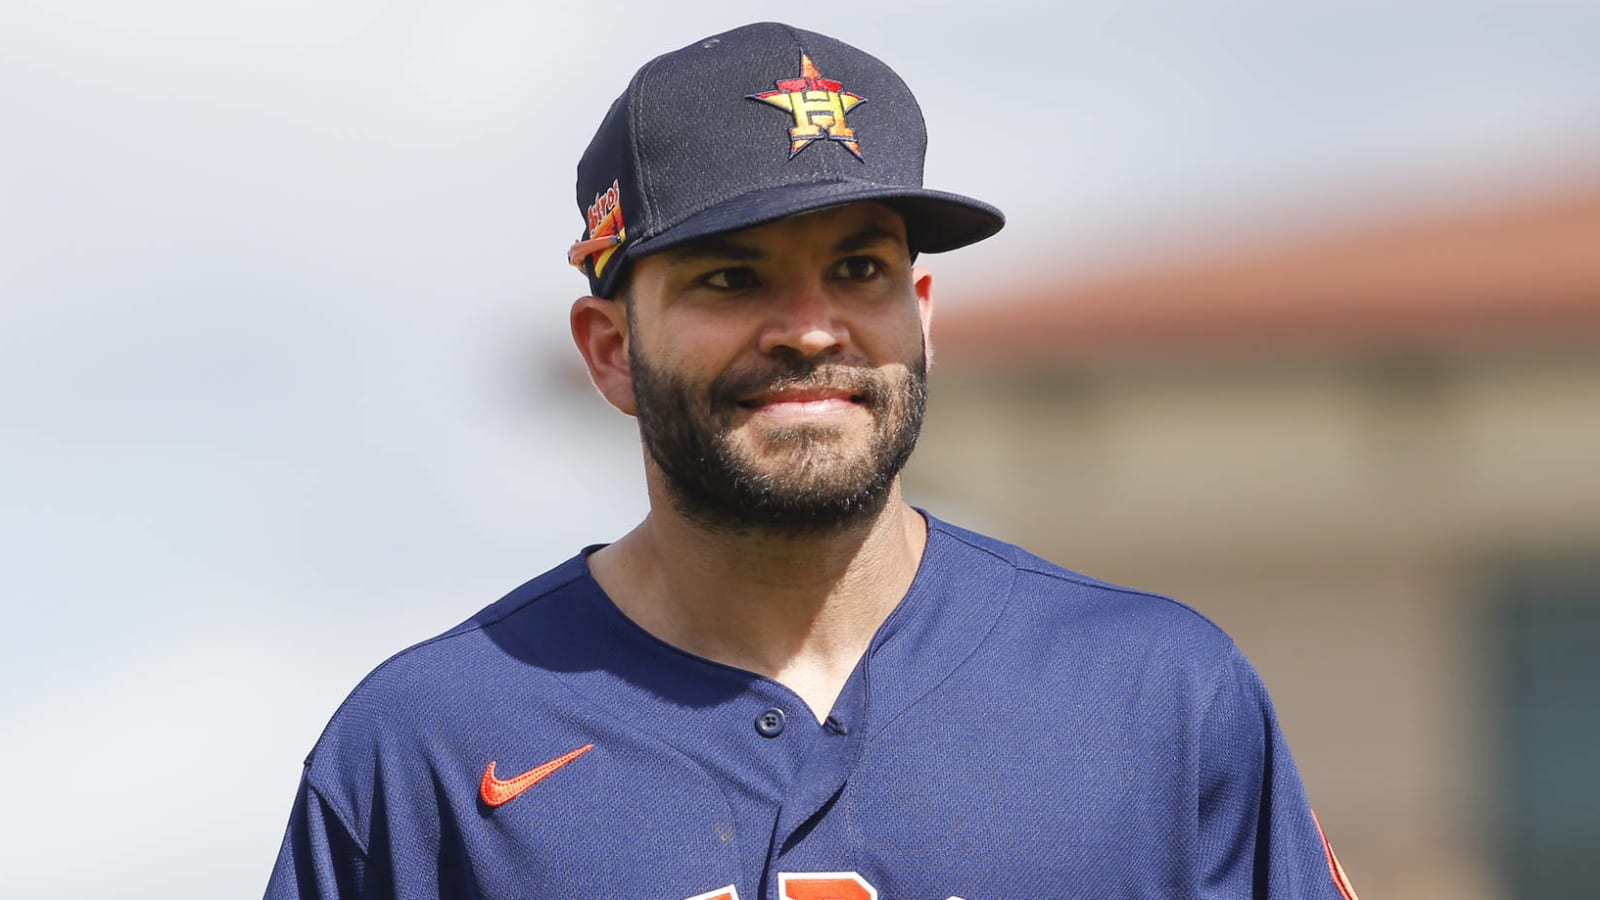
[569,295,637,416]
[912,264,934,366]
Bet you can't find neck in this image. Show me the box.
[588,479,928,720]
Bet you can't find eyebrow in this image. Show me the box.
[668,238,766,264]
[833,225,906,255]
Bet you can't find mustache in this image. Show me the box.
[710,358,894,408]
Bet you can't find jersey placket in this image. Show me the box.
[759,665,870,897]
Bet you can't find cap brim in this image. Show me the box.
[629,180,1005,263]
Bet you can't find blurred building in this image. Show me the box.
[911,182,1600,900]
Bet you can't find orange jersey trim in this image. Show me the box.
[1312,810,1360,900]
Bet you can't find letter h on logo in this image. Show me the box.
[787,89,854,143]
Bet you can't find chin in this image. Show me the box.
[733,426,869,470]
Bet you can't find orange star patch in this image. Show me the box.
[748,53,867,160]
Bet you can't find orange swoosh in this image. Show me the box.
[479,743,595,807]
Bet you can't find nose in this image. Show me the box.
[756,282,849,358]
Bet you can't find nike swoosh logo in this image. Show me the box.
[479,743,595,807]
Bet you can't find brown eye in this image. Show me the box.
[704,268,759,290]
[835,256,880,280]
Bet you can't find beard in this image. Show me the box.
[629,340,928,536]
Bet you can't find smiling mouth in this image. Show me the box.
[737,390,866,411]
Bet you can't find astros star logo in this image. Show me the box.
[747,53,866,160]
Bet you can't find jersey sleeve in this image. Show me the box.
[1195,645,1359,900]
[265,769,381,900]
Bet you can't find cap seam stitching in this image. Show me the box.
[629,56,665,234]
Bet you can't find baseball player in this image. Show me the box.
[267,22,1358,900]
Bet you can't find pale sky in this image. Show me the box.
[3,2,1598,896]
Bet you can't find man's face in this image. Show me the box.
[621,203,931,534]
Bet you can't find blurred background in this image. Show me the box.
[2,1,1597,897]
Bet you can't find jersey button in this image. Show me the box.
[754,707,786,738]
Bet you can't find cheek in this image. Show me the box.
[652,310,761,368]
[631,332,735,402]
[863,303,929,363]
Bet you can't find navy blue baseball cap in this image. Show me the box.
[569,22,1006,298]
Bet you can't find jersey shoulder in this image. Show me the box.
[916,517,1268,767]
[928,516,1241,665]
[296,553,598,809]
[322,551,592,718]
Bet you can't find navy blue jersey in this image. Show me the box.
[267,516,1357,899]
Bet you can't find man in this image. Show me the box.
[267,22,1358,900]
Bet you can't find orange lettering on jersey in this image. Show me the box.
[778,872,879,900]
[683,887,739,900]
